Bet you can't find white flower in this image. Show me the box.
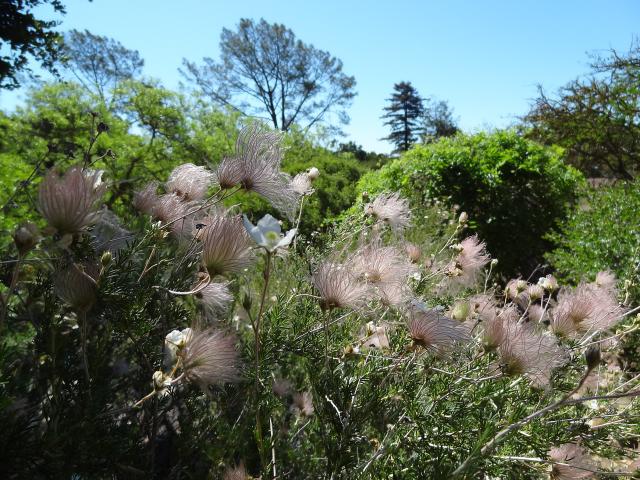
[243,214,296,253]
[165,328,192,363]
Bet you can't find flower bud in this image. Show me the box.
[585,346,601,371]
[307,167,320,180]
[13,222,39,256]
[100,250,112,267]
[458,211,468,224]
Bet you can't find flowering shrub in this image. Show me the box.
[1,125,639,479]
[356,131,584,277]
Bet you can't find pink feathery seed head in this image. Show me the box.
[223,463,247,480]
[151,193,199,239]
[446,235,490,290]
[179,329,241,392]
[407,303,470,354]
[581,283,625,334]
[551,286,594,336]
[199,213,253,277]
[312,261,372,311]
[38,166,106,235]
[351,243,417,289]
[377,281,412,306]
[364,192,411,231]
[291,391,314,417]
[54,262,99,312]
[194,281,233,320]
[166,163,214,201]
[290,172,314,196]
[469,294,498,322]
[498,323,567,387]
[549,443,595,480]
[361,322,391,349]
[594,270,617,293]
[528,304,549,324]
[404,242,422,263]
[215,125,298,219]
[272,377,293,398]
[480,312,510,351]
[133,181,159,215]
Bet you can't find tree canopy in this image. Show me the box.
[0,0,66,89]
[524,42,640,179]
[381,81,425,152]
[181,18,357,133]
[61,29,144,105]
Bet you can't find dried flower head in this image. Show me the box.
[528,304,549,324]
[149,193,200,239]
[166,163,214,201]
[215,125,298,218]
[365,192,411,231]
[498,323,566,387]
[595,270,617,293]
[179,329,241,392]
[272,377,293,398]
[195,281,233,320]
[38,166,106,234]
[446,235,490,290]
[290,172,314,196]
[549,443,595,479]
[538,274,559,291]
[404,242,422,263]
[54,262,99,312]
[311,261,371,311]
[199,213,253,277]
[408,302,470,354]
[351,242,416,305]
[133,181,159,215]
[90,208,133,254]
[291,391,314,417]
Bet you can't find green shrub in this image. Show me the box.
[357,130,584,277]
[547,181,640,304]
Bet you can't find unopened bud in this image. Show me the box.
[97,122,109,133]
[307,167,320,180]
[100,250,112,267]
[458,211,468,224]
[13,222,39,256]
[516,280,527,293]
[490,258,499,267]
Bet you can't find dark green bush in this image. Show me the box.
[357,130,584,277]
[547,181,640,304]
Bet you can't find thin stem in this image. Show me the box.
[451,366,632,477]
[293,195,306,250]
[79,310,91,387]
[254,251,272,472]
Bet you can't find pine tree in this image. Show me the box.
[381,82,425,152]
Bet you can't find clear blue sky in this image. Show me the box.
[1,0,639,152]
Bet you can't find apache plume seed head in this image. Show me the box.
[195,281,233,320]
[364,192,411,231]
[404,242,422,263]
[166,163,214,201]
[407,302,470,354]
[150,193,199,239]
[215,125,298,219]
[311,261,372,311]
[179,329,241,392]
[498,323,566,387]
[291,391,314,417]
[446,235,490,290]
[133,182,159,215]
[38,166,106,235]
[290,172,315,196]
[223,464,247,480]
[54,262,99,312]
[199,213,253,277]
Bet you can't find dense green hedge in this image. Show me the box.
[357,131,584,277]
[547,181,640,303]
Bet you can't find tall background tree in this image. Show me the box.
[0,0,66,89]
[61,29,144,105]
[381,81,425,152]
[422,98,458,142]
[524,42,640,179]
[181,18,356,133]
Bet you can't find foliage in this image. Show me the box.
[61,29,144,105]
[0,0,65,89]
[381,81,425,152]
[357,130,584,277]
[181,18,357,133]
[547,181,640,304]
[422,98,459,142]
[524,42,640,179]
